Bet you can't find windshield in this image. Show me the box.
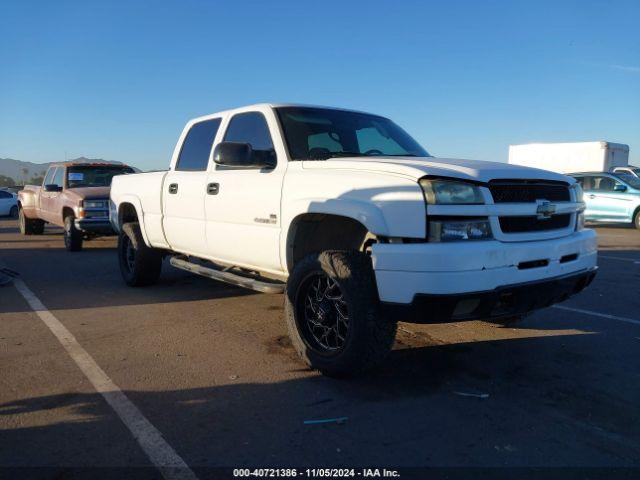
[276,107,429,160]
[66,166,134,188]
[614,173,640,190]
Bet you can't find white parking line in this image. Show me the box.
[599,254,640,264]
[13,278,198,480]
[553,305,640,327]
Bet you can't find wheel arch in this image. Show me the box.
[62,206,74,219]
[632,204,640,227]
[285,212,374,273]
[116,196,151,246]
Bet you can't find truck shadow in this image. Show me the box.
[0,329,638,470]
[0,246,255,313]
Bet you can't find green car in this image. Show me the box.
[571,172,640,229]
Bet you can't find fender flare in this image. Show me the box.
[286,197,390,236]
[281,198,390,272]
[116,195,151,247]
[17,191,37,217]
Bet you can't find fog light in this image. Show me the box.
[428,219,493,242]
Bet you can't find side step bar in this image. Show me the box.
[169,257,285,294]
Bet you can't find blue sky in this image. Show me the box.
[1,0,638,171]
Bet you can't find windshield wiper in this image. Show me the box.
[302,151,369,161]
[327,151,370,158]
[384,154,420,157]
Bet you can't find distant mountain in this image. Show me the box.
[0,157,120,184]
[0,158,53,184]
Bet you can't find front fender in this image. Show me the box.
[287,197,390,236]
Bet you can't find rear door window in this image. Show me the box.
[176,118,222,171]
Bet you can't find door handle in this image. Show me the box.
[168,183,178,194]
[207,183,219,195]
[588,194,596,199]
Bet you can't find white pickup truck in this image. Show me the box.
[110,103,597,376]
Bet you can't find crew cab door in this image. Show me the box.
[162,117,222,256]
[204,109,286,273]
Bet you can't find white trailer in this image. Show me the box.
[508,142,629,174]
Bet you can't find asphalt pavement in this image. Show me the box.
[1,217,639,479]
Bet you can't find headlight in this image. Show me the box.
[571,183,584,202]
[84,199,107,209]
[420,179,484,204]
[428,218,493,242]
[576,212,585,231]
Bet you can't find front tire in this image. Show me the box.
[285,251,397,377]
[64,215,83,251]
[9,206,18,219]
[634,209,640,230]
[18,208,45,235]
[118,222,163,286]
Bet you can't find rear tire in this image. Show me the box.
[9,206,18,219]
[18,208,45,235]
[64,215,83,251]
[118,222,163,286]
[634,209,640,230]
[284,250,397,377]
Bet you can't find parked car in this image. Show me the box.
[18,162,135,250]
[1,186,24,195]
[611,165,640,179]
[571,172,640,229]
[0,190,18,218]
[110,103,597,376]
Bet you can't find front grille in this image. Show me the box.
[83,198,109,219]
[84,210,108,219]
[499,214,571,233]
[489,180,570,203]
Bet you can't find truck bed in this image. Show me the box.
[17,184,41,218]
[109,170,168,247]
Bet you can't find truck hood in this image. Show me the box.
[302,156,574,184]
[66,186,111,200]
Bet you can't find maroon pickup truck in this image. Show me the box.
[18,162,134,251]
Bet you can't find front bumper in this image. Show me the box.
[75,218,115,235]
[382,268,597,323]
[371,229,598,322]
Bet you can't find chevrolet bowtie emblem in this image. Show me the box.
[536,200,556,220]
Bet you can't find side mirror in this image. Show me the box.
[614,184,627,192]
[213,142,275,169]
[43,184,62,192]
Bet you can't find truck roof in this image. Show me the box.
[189,103,383,123]
[47,161,131,168]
